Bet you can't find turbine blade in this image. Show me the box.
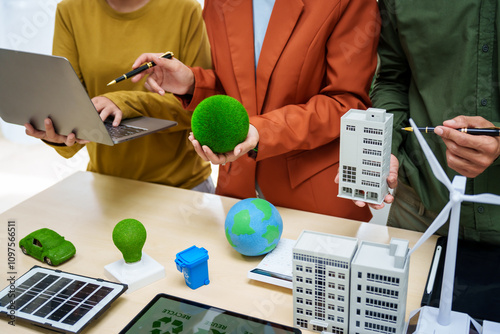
[462,193,500,206]
[408,202,452,257]
[409,118,453,191]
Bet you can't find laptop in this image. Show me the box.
[0,48,177,146]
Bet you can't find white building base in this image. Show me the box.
[483,320,500,334]
[104,252,165,293]
[405,306,481,334]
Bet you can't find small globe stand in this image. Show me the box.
[104,219,165,293]
[175,246,210,289]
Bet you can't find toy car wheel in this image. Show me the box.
[21,246,28,255]
[44,257,53,266]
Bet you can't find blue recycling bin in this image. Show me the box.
[175,246,210,289]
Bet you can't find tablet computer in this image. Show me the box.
[119,293,301,333]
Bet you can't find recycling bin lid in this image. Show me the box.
[175,246,208,268]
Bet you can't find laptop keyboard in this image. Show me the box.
[105,122,147,139]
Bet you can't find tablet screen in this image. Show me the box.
[120,293,301,334]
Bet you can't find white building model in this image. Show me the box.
[292,231,409,334]
[293,231,358,333]
[338,108,393,205]
[350,238,409,334]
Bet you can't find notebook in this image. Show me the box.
[247,238,295,289]
[0,48,177,146]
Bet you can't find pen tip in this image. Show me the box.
[107,80,115,86]
[401,127,413,132]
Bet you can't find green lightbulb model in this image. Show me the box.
[112,219,147,263]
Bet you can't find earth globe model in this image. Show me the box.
[224,198,283,256]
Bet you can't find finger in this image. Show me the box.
[190,139,209,161]
[383,193,394,204]
[233,142,252,158]
[91,97,104,111]
[202,146,227,164]
[387,155,399,188]
[442,115,467,129]
[334,172,340,184]
[445,150,480,178]
[146,77,165,95]
[132,53,160,69]
[99,107,112,122]
[369,203,385,210]
[354,200,367,208]
[233,143,244,157]
[436,126,480,150]
[24,123,45,139]
[43,118,59,140]
[443,115,493,129]
[24,123,36,135]
[112,112,122,126]
[130,68,153,83]
[64,133,77,146]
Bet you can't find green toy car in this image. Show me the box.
[19,228,76,266]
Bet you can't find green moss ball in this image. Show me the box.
[191,95,249,154]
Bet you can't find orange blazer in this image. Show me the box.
[184,0,380,221]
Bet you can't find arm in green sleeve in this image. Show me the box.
[370,0,412,167]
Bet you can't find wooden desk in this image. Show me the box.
[0,172,437,333]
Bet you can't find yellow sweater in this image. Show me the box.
[51,0,212,189]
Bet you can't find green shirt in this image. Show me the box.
[372,0,500,243]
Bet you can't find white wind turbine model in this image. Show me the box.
[404,118,500,334]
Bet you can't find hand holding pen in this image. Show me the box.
[420,116,500,178]
[402,126,500,136]
[128,52,196,96]
[107,51,174,86]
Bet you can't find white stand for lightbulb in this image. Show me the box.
[104,252,165,293]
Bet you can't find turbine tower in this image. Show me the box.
[404,118,500,333]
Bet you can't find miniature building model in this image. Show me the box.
[350,238,409,334]
[338,108,393,205]
[293,231,358,334]
[292,231,409,334]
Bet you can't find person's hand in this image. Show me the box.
[335,154,399,209]
[130,53,195,96]
[24,118,89,146]
[188,125,260,165]
[434,116,500,178]
[91,96,122,126]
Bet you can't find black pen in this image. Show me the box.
[107,51,173,86]
[402,126,500,136]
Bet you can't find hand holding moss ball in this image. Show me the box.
[112,218,147,263]
[191,95,249,154]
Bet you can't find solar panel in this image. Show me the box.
[0,266,127,333]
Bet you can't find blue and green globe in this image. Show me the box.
[224,198,283,256]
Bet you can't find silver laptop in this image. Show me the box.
[0,48,177,146]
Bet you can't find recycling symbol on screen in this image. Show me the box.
[151,317,183,334]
